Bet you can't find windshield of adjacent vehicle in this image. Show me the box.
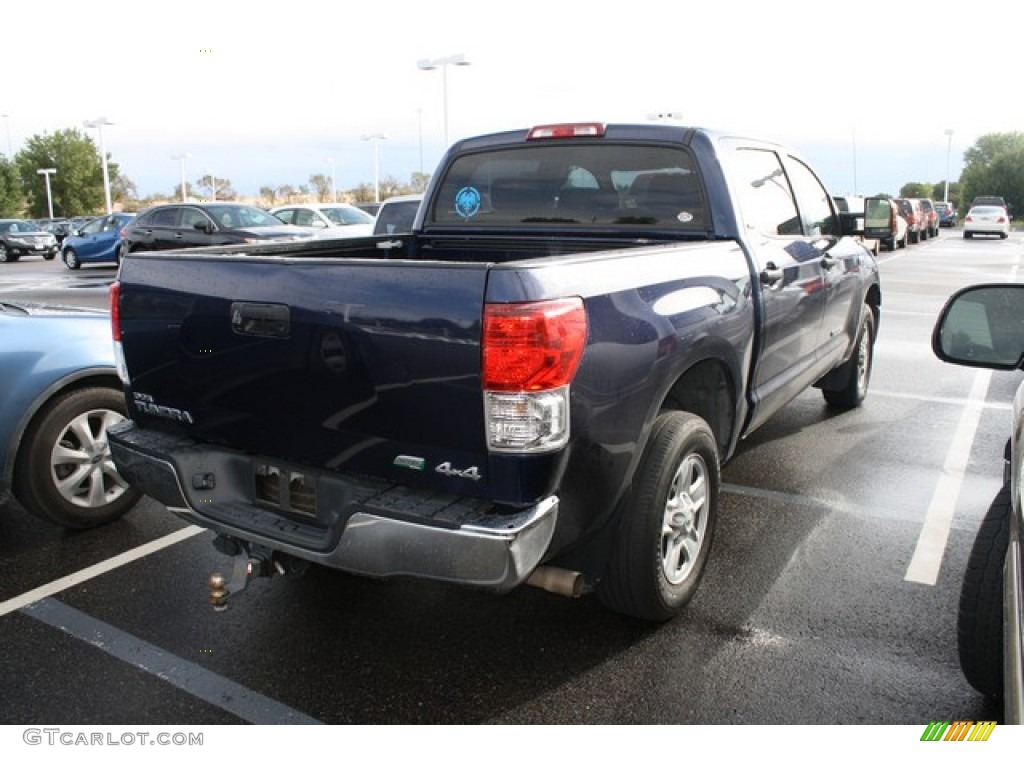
[322,206,374,226]
[204,205,284,228]
[0,221,41,234]
[429,143,707,230]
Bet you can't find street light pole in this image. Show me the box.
[361,134,387,203]
[943,129,954,204]
[416,53,470,149]
[172,153,191,202]
[37,168,57,219]
[1,114,11,158]
[84,117,113,214]
[207,169,216,202]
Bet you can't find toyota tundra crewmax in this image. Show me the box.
[108,123,885,621]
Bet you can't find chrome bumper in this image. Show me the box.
[108,422,558,592]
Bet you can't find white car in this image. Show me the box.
[271,203,376,238]
[963,205,1011,239]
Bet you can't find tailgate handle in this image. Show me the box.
[231,302,290,338]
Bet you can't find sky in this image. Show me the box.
[3,0,1020,201]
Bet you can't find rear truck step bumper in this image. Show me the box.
[107,421,558,592]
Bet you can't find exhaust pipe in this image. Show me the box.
[526,566,584,598]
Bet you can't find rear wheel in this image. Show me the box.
[965,232,973,239]
[958,486,1010,700]
[598,411,720,622]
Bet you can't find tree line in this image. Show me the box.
[2,127,1021,220]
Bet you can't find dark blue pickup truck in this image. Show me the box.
[109,123,884,621]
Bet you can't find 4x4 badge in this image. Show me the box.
[435,462,482,481]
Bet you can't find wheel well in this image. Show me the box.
[12,373,125,468]
[661,359,736,456]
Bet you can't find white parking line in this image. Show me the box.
[0,525,205,618]
[23,597,322,725]
[904,369,992,585]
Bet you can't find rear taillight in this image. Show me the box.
[483,298,587,453]
[109,281,121,341]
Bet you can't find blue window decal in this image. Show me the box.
[455,187,482,219]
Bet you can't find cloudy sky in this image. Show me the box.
[3,0,1019,199]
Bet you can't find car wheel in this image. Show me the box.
[598,411,720,622]
[822,306,875,409]
[0,244,8,262]
[1001,233,1009,239]
[12,386,143,529]
[958,485,1010,701]
[898,232,907,249]
[63,248,81,270]
[965,232,973,239]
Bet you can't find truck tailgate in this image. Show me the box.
[117,253,490,492]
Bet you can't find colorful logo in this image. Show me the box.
[454,187,481,219]
[920,721,997,742]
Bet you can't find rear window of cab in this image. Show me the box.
[428,143,708,231]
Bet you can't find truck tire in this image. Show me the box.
[822,308,875,409]
[598,411,720,622]
[958,485,1009,701]
[13,386,143,529]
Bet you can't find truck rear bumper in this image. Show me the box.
[108,422,558,592]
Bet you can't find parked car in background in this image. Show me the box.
[355,202,381,217]
[37,218,75,246]
[936,201,957,227]
[61,212,135,269]
[971,195,1007,211]
[0,300,143,528]
[881,199,908,250]
[932,282,1024,724]
[895,198,926,244]
[963,205,1011,239]
[270,203,375,237]
[121,203,317,253]
[372,194,423,236]
[917,198,940,239]
[0,219,59,262]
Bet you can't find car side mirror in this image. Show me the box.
[933,283,1024,370]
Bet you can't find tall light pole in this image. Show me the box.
[326,156,336,203]
[943,129,954,204]
[172,153,190,202]
[361,134,387,203]
[1,114,11,158]
[84,117,113,214]
[416,53,471,149]
[37,168,57,219]
[206,169,216,202]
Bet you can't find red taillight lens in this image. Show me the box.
[110,281,121,341]
[527,123,605,140]
[483,298,587,391]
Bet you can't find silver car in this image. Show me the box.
[933,283,1024,723]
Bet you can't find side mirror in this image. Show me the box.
[932,283,1024,370]
[862,197,893,241]
[194,220,213,233]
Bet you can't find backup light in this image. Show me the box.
[482,298,587,453]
